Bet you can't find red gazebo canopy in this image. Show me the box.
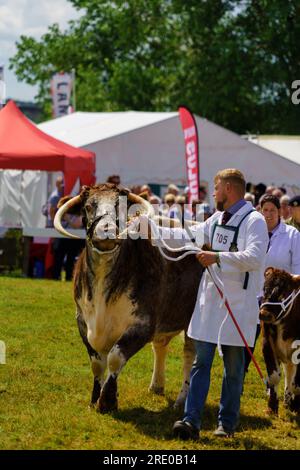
[0,100,95,194]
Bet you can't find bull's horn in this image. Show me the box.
[54,195,82,239]
[117,192,155,239]
[128,192,155,218]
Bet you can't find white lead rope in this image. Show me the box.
[121,215,266,383]
[145,217,229,357]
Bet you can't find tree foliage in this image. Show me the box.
[10,0,300,133]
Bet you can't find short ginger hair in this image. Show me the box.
[214,169,246,195]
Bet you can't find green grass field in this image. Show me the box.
[0,277,299,450]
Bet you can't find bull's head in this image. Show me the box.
[54,183,154,254]
[259,267,300,324]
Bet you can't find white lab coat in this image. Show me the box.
[265,222,300,274]
[156,202,268,346]
[187,202,269,347]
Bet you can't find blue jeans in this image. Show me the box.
[183,340,245,432]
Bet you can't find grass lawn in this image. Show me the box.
[0,276,299,450]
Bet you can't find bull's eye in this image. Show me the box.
[85,203,93,213]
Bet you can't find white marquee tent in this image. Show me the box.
[39,111,300,200]
[1,111,300,229]
[246,135,300,166]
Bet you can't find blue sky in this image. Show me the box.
[0,0,82,101]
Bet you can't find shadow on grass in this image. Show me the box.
[112,400,272,444]
[286,412,300,427]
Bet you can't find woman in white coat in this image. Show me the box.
[262,194,300,274]
[244,194,300,373]
[172,169,268,440]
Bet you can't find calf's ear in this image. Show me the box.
[264,267,274,279]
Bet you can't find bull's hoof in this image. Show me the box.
[266,407,278,416]
[288,397,300,413]
[149,385,164,395]
[96,397,118,414]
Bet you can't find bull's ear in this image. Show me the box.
[264,267,274,279]
[80,185,91,202]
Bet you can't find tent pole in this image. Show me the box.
[72,68,76,112]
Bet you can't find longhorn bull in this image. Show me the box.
[54,183,203,413]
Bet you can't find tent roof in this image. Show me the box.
[0,101,95,193]
[38,110,300,197]
[38,111,178,146]
[245,135,300,166]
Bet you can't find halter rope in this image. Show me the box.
[260,288,300,324]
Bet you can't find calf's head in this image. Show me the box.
[259,267,300,324]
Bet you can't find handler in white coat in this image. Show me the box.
[261,194,300,275]
[173,169,269,440]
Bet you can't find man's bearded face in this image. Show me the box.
[213,179,228,211]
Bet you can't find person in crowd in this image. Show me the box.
[278,186,287,195]
[266,185,276,195]
[183,186,190,200]
[140,184,152,199]
[165,168,269,440]
[244,192,255,206]
[169,195,192,224]
[161,193,176,217]
[129,185,142,195]
[140,184,162,203]
[106,175,121,185]
[244,194,300,374]
[246,182,254,193]
[261,194,300,273]
[280,195,291,221]
[286,195,300,231]
[149,195,161,205]
[191,200,212,222]
[198,185,208,203]
[52,198,85,281]
[167,183,180,197]
[253,183,266,206]
[272,188,284,199]
[148,195,163,216]
[45,175,64,228]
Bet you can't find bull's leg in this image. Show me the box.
[262,333,280,414]
[90,353,107,406]
[149,333,174,395]
[283,362,296,410]
[77,312,107,406]
[174,333,195,409]
[289,364,300,413]
[97,322,153,414]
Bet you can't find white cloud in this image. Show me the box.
[0,0,83,100]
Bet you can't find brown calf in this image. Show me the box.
[260,267,300,414]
